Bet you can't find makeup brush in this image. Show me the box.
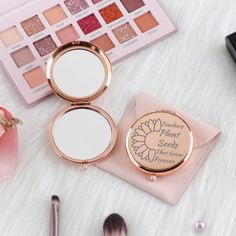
[103,213,128,236]
[50,195,60,236]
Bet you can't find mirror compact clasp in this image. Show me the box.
[150,175,157,181]
[82,162,88,170]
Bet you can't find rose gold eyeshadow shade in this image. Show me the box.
[23,67,47,89]
[91,34,115,52]
[134,12,159,32]
[99,3,123,24]
[112,22,137,44]
[0,26,23,47]
[33,35,57,57]
[64,0,89,15]
[11,46,35,68]
[21,15,45,36]
[56,25,79,44]
[77,14,102,35]
[121,0,145,13]
[43,5,67,25]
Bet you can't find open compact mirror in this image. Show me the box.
[47,41,117,166]
[126,111,194,180]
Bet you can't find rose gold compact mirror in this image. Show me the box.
[126,111,194,180]
[47,41,117,167]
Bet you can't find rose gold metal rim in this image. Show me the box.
[49,105,117,165]
[126,111,194,176]
[46,41,112,104]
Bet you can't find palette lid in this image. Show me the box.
[0,0,31,16]
[47,41,112,103]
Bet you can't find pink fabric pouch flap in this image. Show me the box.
[96,93,220,205]
[0,107,19,182]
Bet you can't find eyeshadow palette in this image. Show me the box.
[0,0,176,105]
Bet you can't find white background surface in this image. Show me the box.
[1,0,236,235]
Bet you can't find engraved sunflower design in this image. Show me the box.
[131,119,162,162]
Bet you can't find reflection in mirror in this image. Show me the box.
[52,49,105,98]
[52,108,112,161]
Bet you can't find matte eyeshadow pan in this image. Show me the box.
[43,5,67,25]
[120,0,145,13]
[99,3,123,24]
[134,12,159,32]
[64,0,89,15]
[21,15,45,36]
[0,26,23,47]
[33,35,57,57]
[112,22,137,44]
[11,46,35,68]
[91,34,115,52]
[56,25,79,44]
[78,14,102,35]
[23,67,47,89]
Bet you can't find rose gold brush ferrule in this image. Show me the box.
[50,195,60,236]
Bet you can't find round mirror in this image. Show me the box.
[47,42,111,102]
[49,106,117,164]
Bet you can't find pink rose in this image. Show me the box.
[0,107,20,181]
[0,110,5,138]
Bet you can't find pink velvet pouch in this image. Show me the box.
[96,93,220,205]
[0,107,19,181]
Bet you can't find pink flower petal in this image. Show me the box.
[148,120,154,131]
[154,119,162,132]
[136,129,146,136]
[141,123,151,133]
[136,145,147,154]
[0,107,19,182]
[148,149,156,162]
[132,141,144,148]
[132,135,145,142]
[0,110,5,138]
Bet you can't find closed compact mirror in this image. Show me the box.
[126,111,194,177]
[47,41,116,165]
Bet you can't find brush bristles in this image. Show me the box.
[103,213,127,236]
[51,195,60,205]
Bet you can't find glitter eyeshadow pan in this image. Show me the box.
[21,15,45,36]
[77,14,102,35]
[64,0,89,15]
[99,3,123,24]
[112,22,137,44]
[33,35,57,57]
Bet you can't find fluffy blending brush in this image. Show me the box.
[51,195,60,236]
[103,213,128,236]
